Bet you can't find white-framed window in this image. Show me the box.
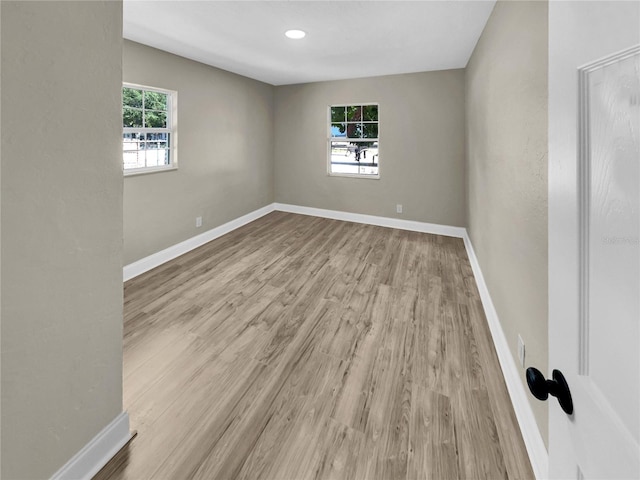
[122,83,177,175]
[328,104,379,178]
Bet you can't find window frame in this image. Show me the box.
[327,103,380,180]
[122,82,178,176]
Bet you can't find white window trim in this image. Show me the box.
[327,103,380,180]
[123,82,178,176]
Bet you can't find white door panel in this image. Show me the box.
[583,50,639,446]
[548,1,640,478]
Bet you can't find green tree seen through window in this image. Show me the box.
[123,87,168,128]
[330,105,378,138]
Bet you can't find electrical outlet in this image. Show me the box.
[196,216,202,228]
[396,204,403,214]
[517,335,525,367]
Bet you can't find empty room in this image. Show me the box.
[1,1,639,479]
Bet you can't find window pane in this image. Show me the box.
[346,123,363,138]
[123,88,143,108]
[123,133,145,169]
[144,111,167,128]
[363,123,378,138]
[359,140,378,151]
[123,86,174,173]
[145,132,168,142]
[123,132,143,144]
[330,141,351,157]
[329,104,378,177]
[144,145,169,167]
[145,140,168,151]
[123,107,143,128]
[144,91,168,111]
[330,140,379,176]
[331,123,346,137]
[331,106,345,123]
[363,105,378,121]
[123,152,145,169]
[346,106,362,121]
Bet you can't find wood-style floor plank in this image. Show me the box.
[95,211,534,480]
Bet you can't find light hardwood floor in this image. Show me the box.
[95,211,534,480]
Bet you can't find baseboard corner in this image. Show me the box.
[273,203,466,238]
[123,203,276,281]
[50,411,133,480]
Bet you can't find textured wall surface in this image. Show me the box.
[0,3,3,474]
[466,0,549,446]
[274,71,466,227]
[123,41,275,265]
[1,1,124,478]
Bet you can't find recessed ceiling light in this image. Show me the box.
[285,29,306,39]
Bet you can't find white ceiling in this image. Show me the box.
[123,1,496,86]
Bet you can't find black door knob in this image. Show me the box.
[526,367,573,415]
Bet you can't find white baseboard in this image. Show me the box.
[123,204,275,281]
[273,203,466,238]
[50,411,132,480]
[462,232,549,479]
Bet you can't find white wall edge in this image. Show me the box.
[50,411,132,480]
[462,232,549,479]
[123,204,276,281]
[273,203,466,238]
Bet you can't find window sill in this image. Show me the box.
[124,166,178,177]
[328,172,380,180]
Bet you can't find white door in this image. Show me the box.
[549,1,640,478]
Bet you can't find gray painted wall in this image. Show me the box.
[466,1,549,446]
[0,1,553,475]
[274,71,466,227]
[1,2,124,478]
[123,41,275,265]
[0,3,3,474]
